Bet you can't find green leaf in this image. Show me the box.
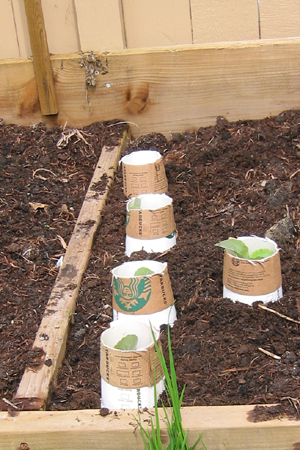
[215,238,250,259]
[128,197,141,210]
[134,267,155,276]
[250,248,274,259]
[114,334,138,350]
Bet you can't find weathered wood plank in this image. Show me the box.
[1,406,300,450]
[1,39,300,136]
[14,132,129,409]
[23,0,58,115]
[191,0,259,43]
[260,0,300,39]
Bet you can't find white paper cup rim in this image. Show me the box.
[120,150,162,166]
[112,260,167,278]
[226,235,279,261]
[101,320,159,350]
[127,193,172,210]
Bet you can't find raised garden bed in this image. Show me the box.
[1,109,300,449]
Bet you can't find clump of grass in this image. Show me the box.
[137,327,206,450]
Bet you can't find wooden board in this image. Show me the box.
[1,405,300,450]
[23,0,58,115]
[1,39,300,137]
[14,132,129,409]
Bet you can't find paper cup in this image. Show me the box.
[120,150,168,197]
[125,193,177,257]
[222,236,282,305]
[112,260,177,328]
[100,321,164,409]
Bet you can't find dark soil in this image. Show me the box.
[1,112,300,421]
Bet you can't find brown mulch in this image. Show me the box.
[0,112,300,421]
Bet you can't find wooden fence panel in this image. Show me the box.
[260,0,300,39]
[122,0,192,48]
[191,0,259,44]
[2,2,300,60]
[0,0,20,59]
[75,0,125,51]
[11,0,31,58]
[41,0,80,55]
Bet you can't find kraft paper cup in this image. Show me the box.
[125,193,177,257]
[222,236,282,305]
[120,150,168,197]
[100,320,164,410]
[112,260,177,328]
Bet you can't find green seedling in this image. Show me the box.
[215,238,274,260]
[134,267,155,276]
[128,197,142,210]
[137,326,206,450]
[114,334,138,350]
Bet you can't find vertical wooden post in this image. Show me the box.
[23,0,58,115]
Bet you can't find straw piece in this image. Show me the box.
[258,304,300,325]
[258,348,281,360]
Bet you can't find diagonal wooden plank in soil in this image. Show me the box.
[14,131,129,410]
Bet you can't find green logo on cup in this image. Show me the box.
[113,277,151,312]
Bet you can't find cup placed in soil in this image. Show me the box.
[125,193,176,257]
[120,150,168,197]
[112,260,177,328]
[100,320,164,409]
[221,236,282,305]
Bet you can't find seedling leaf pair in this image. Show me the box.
[215,238,274,260]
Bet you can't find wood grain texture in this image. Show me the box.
[1,406,300,450]
[191,0,259,43]
[75,0,125,51]
[122,0,192,48]
[260,0,300,39]
[1,39,300,137]
[0,0,20,59]
[23,0,58,115]
[14,134,128,409]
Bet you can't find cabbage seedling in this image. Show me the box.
[128,197,141,210]
[134,267,154,276]
[114,334,138,350]
[215,238,274,260]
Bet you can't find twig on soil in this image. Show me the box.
[281,396,300,414]
[2,398,21,410]
[57,127,92,149]
[290,168,300,179]
[33,168,58,179]
[153,249,171,259]
[258,304,300,325]
[218,366,259,375]
[258,347,281,360]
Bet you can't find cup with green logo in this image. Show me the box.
[112,260,177,328]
